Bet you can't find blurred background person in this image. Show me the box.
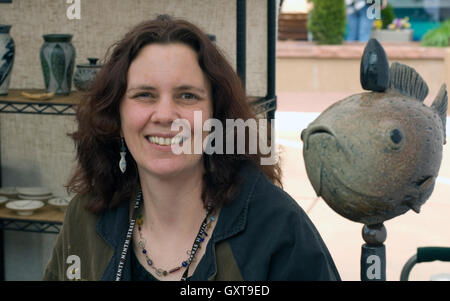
[346,0,388,42]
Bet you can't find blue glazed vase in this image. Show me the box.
[40,34,76,95]
[0,25,15,96]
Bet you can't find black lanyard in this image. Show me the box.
[115,189,142,281]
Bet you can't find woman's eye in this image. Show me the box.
[132,92,156,100]
[180,93,198,100]
[135,92,151,98]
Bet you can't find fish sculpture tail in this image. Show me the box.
[431,84,448,145]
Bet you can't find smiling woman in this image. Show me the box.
[42,15,340,281]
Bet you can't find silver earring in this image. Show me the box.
[119,137,127,173]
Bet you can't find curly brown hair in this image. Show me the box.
[67,15,282,214]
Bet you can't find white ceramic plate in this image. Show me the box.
[16,187,52,196]
[0,196,8,205]
[18,194,53,201]
[0,187,18,197]
[48,197,71,211]
[6,200,44,216]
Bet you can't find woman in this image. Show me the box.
[43,15,340,281]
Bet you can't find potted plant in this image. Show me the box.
[371,15,414,43]
[421,20,450,47]
[307,0,346,45]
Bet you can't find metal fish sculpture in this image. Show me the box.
[301,39,447,226]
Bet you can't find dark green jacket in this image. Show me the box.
[43,163,341,281]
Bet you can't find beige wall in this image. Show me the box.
[1,115,77,197]
[277,57,446,101]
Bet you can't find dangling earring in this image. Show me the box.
[119,137,127,173]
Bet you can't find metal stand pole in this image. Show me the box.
[0,228,4,281]
[361,223,387,281]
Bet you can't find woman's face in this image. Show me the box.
[120,43,213,179]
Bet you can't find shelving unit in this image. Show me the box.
[0,89,78,280]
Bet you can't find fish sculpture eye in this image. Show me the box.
[384,127,404,151]
[390,129,403,144]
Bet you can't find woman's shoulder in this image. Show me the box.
[246,164,305,218]
[64,193,99,228]
[231,163,341,280]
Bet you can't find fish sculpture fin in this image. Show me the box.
[408,202,421,214]
[360,39,390,92]
[403,188,421,214]
[431,84,448,144]
[388,62,429,102]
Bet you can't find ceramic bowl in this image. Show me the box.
[48,197,71,212]
[0,196,8,206]
[16,187,52,196]
[18,194,53,201]
[6,200,44,216]
[0,186,18,198]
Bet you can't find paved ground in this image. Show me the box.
[275,91,450,281]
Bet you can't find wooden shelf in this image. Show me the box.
[0,89,83,104]
[0,204,64,224]
[0,89,84,115]
[0,204,64,234]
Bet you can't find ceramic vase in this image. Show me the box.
[73,57,102,92]
[0,25,15,96]
[40,34,76,95]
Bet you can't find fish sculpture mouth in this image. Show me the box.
[303,125,337,150]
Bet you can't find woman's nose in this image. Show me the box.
[151,96,178,124]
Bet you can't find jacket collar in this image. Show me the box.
[95,162,262,281]
[190,162,262,281]
[209,162,261,242]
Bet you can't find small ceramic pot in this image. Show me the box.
[73,58,102,92]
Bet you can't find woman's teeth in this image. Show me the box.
[146,136,183,146]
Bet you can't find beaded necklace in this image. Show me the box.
[115,188,215,281]
[135,205,215,279]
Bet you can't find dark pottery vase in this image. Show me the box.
[73,57,102,92]
[40,34,76,95]
[0,25,15,95]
